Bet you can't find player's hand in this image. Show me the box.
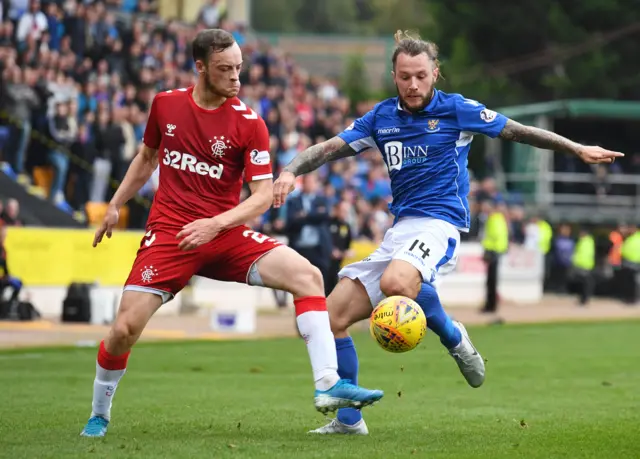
[576,146,624,164]
[176,217,224,251]
[93,204,119,247]
[273,171,296,208]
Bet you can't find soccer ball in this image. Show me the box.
[369,296,427,353]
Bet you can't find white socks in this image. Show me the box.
[91,341,130,420]
[294,296,340,391]
[91,363,126,420]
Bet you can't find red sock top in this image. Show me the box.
[97,340,130,370]
[293,296,327,316]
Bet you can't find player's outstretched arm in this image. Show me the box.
[273,136,356,208]
[93,144,158,247]
[498,119,624,164]
[284,136,357,176]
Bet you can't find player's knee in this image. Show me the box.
[328,303,350,334]
[289,263,324,297]
[110,321,135,346]
[109,316,143,351]
[380,271,421,299]
[327,282,371,335]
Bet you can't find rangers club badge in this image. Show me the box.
[210,136,231,157]
[140,265,159,283]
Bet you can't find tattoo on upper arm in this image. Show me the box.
[284,136,357,176]
[499,119,580,155]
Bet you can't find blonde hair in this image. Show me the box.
[392,29,440,71]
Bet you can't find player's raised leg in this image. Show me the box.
[380,222,485,388]
[309,277,373,435]
[80,290,163,437]
[254,245,384,413]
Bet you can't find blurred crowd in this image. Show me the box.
[0,0,402,239]
[0,1,637,306]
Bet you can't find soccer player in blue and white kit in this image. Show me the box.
[273,31,623,435]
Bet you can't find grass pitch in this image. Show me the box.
[1,321,638,459]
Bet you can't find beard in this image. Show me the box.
[203,71,239,98]
[396,84,434,113]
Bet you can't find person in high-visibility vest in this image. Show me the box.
[620,225,639,305]
[481,200,509,313]
[536,217,553,291]
[609,225,625,267]
[537,219,553,255]
[608,224,626,299]
[572,228,595,306]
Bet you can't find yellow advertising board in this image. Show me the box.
[4,227,144,286]
[340,239,377,267]
[4,227,380,286]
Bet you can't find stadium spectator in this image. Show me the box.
[48,100,77,204]
[327,200,354,294]
[198,0,222,29]
[1,198,22,226]
[0,201,22,313]
[285,173,333,294]
[3,66,38,177]
[481,200,509,314]
[16,1,48,47]
[0,241,22,308]
[508,205,526,245]
[572,228,595,306]
[549,223,574,293]
[620,224,639,305]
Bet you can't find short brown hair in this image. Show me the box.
[392,30,440,70]
[192,29,235,64]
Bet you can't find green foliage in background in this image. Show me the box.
[252,0,640,106]
[341,54,371,110]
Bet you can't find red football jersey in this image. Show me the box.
[142,86,272,229]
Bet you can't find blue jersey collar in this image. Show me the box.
[395,89,439,114]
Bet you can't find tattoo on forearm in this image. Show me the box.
[499,119,580,155]
[284,137,356,176]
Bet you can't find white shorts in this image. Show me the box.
[339,217,461,306]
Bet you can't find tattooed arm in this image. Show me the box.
[283,136,358,176]
[498,119,623,164]
[273,136,359,207]
[499,119,581,154]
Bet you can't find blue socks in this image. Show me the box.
[335,337,362,426]
[333,284,458,427]
[415,282,462,349]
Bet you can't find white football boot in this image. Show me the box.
[308,418,369,435]
[448,321,485,388]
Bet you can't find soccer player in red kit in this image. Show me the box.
[80,29,383,438]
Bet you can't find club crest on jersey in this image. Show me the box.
[166,124,176,137]
[427,119,439,131]
[209,136,231,158]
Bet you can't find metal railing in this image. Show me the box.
[502,171,640,222]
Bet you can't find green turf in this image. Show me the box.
[1,321,639,459]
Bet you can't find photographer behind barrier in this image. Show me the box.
[0,224,23,311]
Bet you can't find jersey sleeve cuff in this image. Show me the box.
[250,173,273,181]
[485,115,508,138]
[337,132,376,154]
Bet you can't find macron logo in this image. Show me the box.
[377,127,400,135]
